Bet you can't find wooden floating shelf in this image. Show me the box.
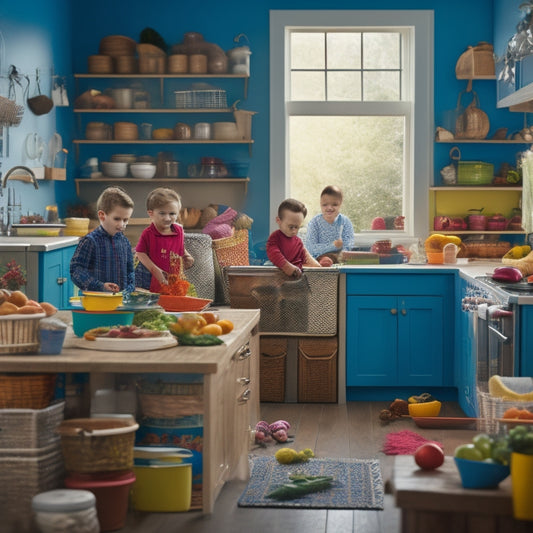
[74,73,249,79]
[74,108,234,113]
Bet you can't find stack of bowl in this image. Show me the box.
[101,161,128,178]
[130,162,156,179]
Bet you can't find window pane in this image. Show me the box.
[363,32,400,69]
[364,71,400,101]
[327,71,361,100]
[291,72,325,100]
[289,116,405,232]
[327,32,361,69]
[291,33,325,69]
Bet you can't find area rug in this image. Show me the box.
[382,430,443,455]
[237,456,384,510]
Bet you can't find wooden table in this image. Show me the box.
[391,455,533,533]
[0,309,261,514]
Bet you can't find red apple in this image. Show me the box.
[414,443,445,470]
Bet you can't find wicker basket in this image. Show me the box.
[298,336,337,403]
[212,229,249,268]
[99,35,137,58]
[0,401,64,449]
[58,417,139,473]
[0,373,56,409]
[455,42,495,79]
[0,313,45,354]
[88,54,113,74]
[260,336,287,402]
[455,90,490,140]
[114,121,139,140]
[460,240,511,258]
[138,393,204,418]
[457,161,494,185]
[137,380,203,396]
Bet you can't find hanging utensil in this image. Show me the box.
[52,133,62,167]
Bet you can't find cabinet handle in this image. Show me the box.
[238,389,251,403]
[237,377,251,385]
[234,343,251,361]
[401,309,407,316]
[390,308,397,315]
[57,277,67,285]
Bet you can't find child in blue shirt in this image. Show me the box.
[70,186,135,293]
[305,185,355,262]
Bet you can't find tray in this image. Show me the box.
[12,224,65,237]
[70,334,178,352]
[496,418,533,427]
[412,417,480,429]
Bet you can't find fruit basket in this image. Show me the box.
[0,313,45,354]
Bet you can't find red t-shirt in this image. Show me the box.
[136,223,185,293]
[266,230,306,270]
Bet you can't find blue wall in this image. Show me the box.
[2,0,526,244]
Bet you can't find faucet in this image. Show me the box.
[2,166,39,189]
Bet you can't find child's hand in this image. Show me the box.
[183,254,195,269]
[104,282,120,293]
[282,263,301,278]
[153,268,168,285]
[334,238,343,249]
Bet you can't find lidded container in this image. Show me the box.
[32,489,99,533]
[227,34,251,75]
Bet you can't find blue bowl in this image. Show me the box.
[454,457,510,489]
[71,310,134,337]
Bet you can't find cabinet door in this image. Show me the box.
[39,246,76,308]
[346,295,398,386]
[520,306,533,377]
[398,296,443,386]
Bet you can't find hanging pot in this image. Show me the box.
[27,69,53,116]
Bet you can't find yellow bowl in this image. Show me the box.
[408,400,442,417]
[80,291,123,311]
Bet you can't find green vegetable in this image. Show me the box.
[508,425,533,455]
[176,333,224,346]
[267,474,334,500]
[133,309,177,330]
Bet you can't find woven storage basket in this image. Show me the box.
[212,229,249,268]
[260,336,287,402]
[0,313,45,354]
[457,160,494,185]
[455,90,490,139]
[0,373,56,409]
[114,121,139,140]
[298,336,338,403]
[0,401,64,449]
[99,35,137,57]
[461,240,511,258]
[174,89,228,109]
[88,54,113,74]
[137,380,203,396]
[0,443,64,530]
[455,42,495,79]
[58,417,139,473]
[138,393,204,418]
[114,55,138,74]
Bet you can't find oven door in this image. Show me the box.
[478,305,515,379]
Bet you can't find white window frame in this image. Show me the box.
[269,10,434,238]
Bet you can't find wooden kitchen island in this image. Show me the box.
[0,309,260,514]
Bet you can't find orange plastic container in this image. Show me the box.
[426,252,444,264]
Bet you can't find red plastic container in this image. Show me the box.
[65,470,135,531]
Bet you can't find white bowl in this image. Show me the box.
[101,161,128,178]
[130,163,156,179]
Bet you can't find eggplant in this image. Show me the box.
[492,266,523,283]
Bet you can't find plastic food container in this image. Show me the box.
[32,489,100,533]
[71,310,134,337]
[65,470,135,532]
[408,400,442,417]
[131,462,192,512]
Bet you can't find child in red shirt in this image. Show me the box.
[266,198,321,278]
[135,188,194,293]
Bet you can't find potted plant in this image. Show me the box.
[0,260,26,291]
[508,425,533,521]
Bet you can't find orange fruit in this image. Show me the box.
[216,319,234,335]
[199,323,223,336]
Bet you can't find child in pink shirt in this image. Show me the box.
[136,188,194,293]
[266,198,320,278]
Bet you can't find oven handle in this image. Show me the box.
[488,324,509,344]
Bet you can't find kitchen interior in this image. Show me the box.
[2,1,533,532]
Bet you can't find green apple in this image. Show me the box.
[454,443,484,461]
[472,433,493,459]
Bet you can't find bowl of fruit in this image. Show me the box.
[454,433,510,489]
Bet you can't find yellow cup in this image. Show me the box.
[511,452,533,521]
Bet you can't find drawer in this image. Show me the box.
[346,273,453,296]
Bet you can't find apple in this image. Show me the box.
[454,443,484,462]
[472,433,493,459]
[414,443,445,470]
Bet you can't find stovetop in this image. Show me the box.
[475,276,533,295]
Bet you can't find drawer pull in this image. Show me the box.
[238,389,251,403]
[237,377,250,385]
[234,343,251,361]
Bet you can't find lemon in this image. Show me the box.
[275,448,299,464]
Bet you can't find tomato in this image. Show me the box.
[414,443,445,470]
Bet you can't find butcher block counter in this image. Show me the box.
[0,308,260,514]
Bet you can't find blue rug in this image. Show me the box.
[238,456,384,509]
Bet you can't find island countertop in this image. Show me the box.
[0,309,260,374]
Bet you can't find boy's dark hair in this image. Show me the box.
[321,185,343,201]
[146,187,182,211]
[278,198,307,218]
[97,186,134,213]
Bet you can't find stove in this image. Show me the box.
[475,275,533,299]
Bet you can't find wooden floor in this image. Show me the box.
[122,401,476,533]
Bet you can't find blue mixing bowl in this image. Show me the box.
[454,457,510,489]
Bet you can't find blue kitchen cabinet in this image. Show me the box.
[520,305,533,377]
[38,245,76,308]
[344,272,455,399]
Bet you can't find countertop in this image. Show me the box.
[0,309,260,373]
[0,236,79,251]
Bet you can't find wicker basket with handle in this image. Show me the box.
[455,90,490,139]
